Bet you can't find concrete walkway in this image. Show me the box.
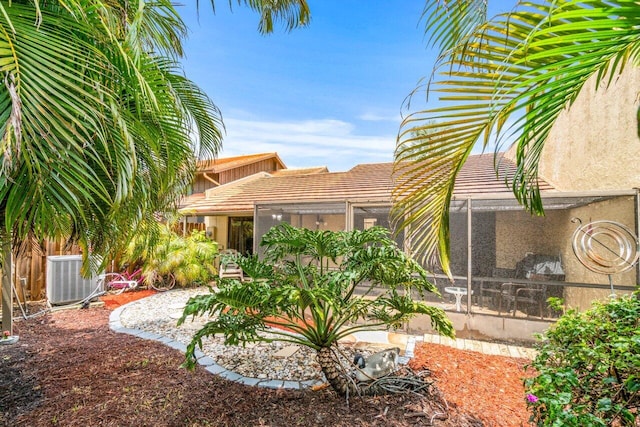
[349,330,537,361]
[420,333,537,360]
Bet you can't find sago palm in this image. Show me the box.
[180,224,454,396]
[393,0,640,273]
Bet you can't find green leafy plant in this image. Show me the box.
[179,224,454,396]
[123,227,218,287]
[525,292,640,426]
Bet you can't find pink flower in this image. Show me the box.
[526,394,539,403]
[2,330,9,339]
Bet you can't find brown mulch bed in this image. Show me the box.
[0,291,534,426]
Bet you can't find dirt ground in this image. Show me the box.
[0,291,534,426]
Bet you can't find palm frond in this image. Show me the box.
[0,1,225,272]
[232,0,310,34]
[421,0,488,52]
[393,0,640,271]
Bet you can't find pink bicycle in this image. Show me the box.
[100,268,176,294]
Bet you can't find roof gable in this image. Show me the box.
[197,153,286,173]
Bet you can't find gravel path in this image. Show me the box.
[117,288,370,384]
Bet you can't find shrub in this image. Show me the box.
[525,292,639,426]
[180,224,453,396]
[123,227,218,287]
[149,230,219,287]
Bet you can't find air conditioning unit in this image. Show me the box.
[46,255,100,305]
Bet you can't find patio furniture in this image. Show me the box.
[218,249,244,280]
[479,268,516,309]
[498,282,547,318]
[444,286,473,312]
[219,261,244,280]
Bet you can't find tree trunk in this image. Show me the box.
[1,241,13,334]
[316,346,357,397]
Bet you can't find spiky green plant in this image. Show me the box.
[180,224,454,396]
[0,0,310,333]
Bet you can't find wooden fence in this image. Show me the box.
[0,238,82,304]
[2,224,207,303]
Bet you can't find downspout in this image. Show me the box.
[467,197,473,313]
[253,204,258,255]
[634,188,640,286]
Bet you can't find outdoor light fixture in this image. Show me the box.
[272,214,282,221]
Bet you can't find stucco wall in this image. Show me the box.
[500,65,640,310]
[532,65,640,191]
[205,216,229,251]
[562,196,637,309]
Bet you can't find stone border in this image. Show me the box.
[109,296,536,391]
[109,302,325,390]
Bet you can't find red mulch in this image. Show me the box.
[410,344,534,426]
[0,290,535,426]
[99,289,157,309]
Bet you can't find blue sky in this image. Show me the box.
[177,2,477,172]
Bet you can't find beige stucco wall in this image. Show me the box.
[501,65,640,311]
[528,65,640,191]
[205,215,229,251]
[562,196,637,309]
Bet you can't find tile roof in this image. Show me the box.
[452,153,555,195]
[180,154,555,215]
[270,166,329,176]
[178,192,205,209]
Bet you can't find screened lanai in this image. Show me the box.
[254,190,639,321]
[179,154,639,340]
[254,201,404,251]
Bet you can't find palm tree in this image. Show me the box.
[204,0,310,34]
[123,226,219,287]
[393,1,640,273]
[0,0,308,333]
[180,224,454,396]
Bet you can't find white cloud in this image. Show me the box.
[218,117,396,171]
[357,111,402,123]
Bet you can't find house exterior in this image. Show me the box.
[180,152,638,305]
[522,65,640,309]
[191,152,288,193]
[179,67,640,341]
[180,154,546,251]
[180,152,290,244]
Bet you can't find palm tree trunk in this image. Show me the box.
[316,346,357,397]
[1,241,13,334]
